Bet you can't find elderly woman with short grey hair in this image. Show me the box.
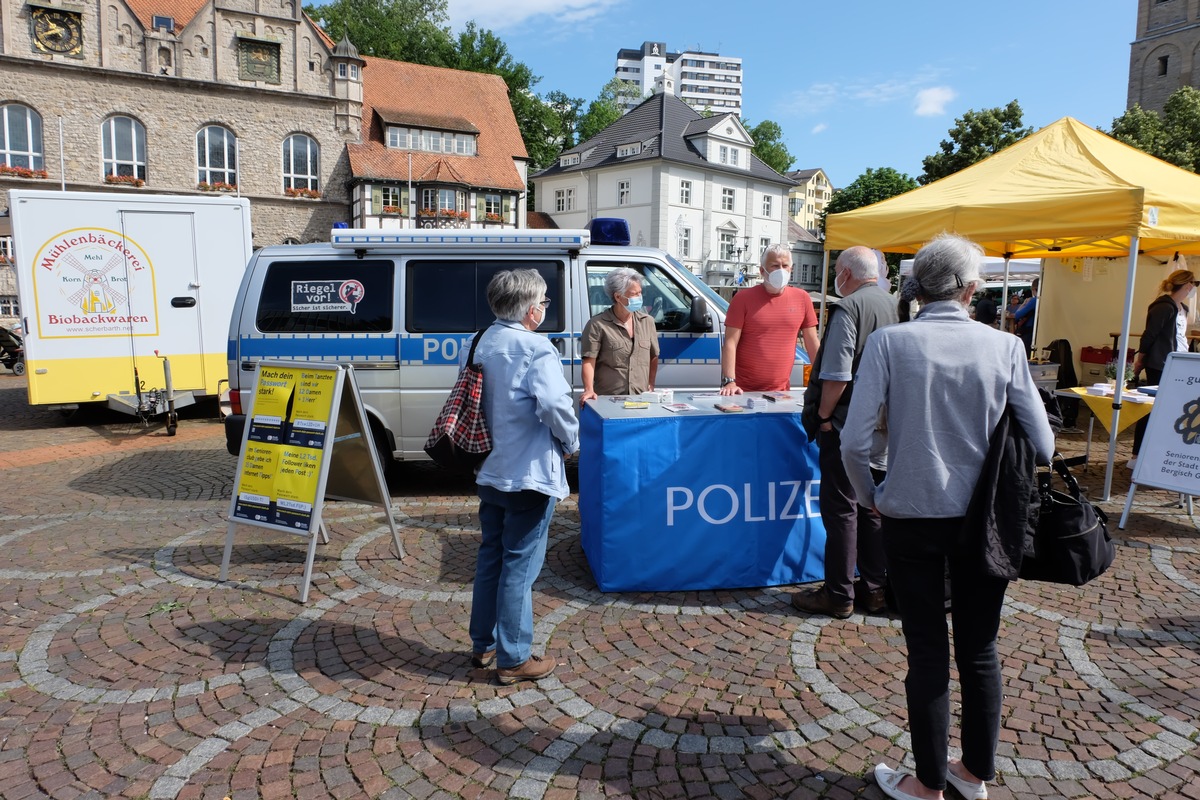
[579,267,659,404]
[468,268,579,686]
[841,234,1054,800]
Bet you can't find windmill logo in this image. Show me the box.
[33,228,158,339]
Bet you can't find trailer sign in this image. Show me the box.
[291,279,364,314]
[31,227,159,339]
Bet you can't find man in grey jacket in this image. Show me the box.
[793,246,897,619]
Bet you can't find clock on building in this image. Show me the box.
[30,6,83,56]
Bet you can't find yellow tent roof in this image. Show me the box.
[825,117,1200,257]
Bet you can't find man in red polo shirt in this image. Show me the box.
[719,244,819,394]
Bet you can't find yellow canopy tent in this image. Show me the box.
[824,116,1200,500]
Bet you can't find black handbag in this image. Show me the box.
[1020,456,1116,586]
[424,329,492,473]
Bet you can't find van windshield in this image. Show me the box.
[665,254,728,313]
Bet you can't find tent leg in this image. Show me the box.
[818,250,831,337]
[1104,238,1141,502]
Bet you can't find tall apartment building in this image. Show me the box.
[1128,0,1200,113]
[614,41,742,116]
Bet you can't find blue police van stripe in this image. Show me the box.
[656,334,721,363]
[235,333,583,366]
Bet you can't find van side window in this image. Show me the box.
[406,260,564,332]
[256,260,394,333]
[586,261,695,332]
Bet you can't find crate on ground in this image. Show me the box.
[1080,345,1135,364]
[1028,361,1059,383]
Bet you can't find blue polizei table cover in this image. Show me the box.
[579,399,825,592]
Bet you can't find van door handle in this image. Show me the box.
[171,297,197,308]
[551,337,565,356]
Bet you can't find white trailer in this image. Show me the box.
[8,190,252,431]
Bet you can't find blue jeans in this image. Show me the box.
[470,485,556,668]
[882,515,1009,790]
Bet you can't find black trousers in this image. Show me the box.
[881,515,1009,790]
[1132,366,1162,455]
[817,427,885,603]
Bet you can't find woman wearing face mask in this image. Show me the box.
[1129,268,1198,467]
[579,267,660,405]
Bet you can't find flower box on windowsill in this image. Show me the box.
[483,213,502,223]
[104,175,145,188]
[284,187,321,200]
[198,182,238,192]
[381,206,404,215]
[0,165,49,180]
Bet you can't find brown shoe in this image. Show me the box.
[791,586,852,619]
[471,649,496,668]
[854,580,888,614]
[496,654,556,685]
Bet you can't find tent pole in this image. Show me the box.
[1104,237,1140,502]
[818,249,831,337]
[1000,254,1012,332]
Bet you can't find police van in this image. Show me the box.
[223,220,807,464]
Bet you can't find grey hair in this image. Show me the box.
[604,267,643,300]
[905,233,983,306]
[487,268,546,322]
[760,243,791,268]
[835,246,879,280]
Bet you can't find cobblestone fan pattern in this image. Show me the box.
[0,376,1199,799]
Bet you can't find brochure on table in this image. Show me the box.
[224,361,401,602]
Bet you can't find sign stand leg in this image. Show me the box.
[299,529,320,604]
[1120,484,1138,529]
[387,508,403,559]
[318,521,329,544]
[220,521,237,581]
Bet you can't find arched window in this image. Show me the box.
[0,104,45,170]
[282,134,319,192]
[196,125,237,186]
[101,116,147,180]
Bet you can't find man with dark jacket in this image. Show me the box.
[793,246,898,618]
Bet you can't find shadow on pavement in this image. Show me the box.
[69,448,235,500]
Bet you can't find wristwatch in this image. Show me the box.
[721,376,737,387]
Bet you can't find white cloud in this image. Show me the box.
[914,86,957,117]
[780,67,947,116]
[448,0,620,32]
[811,123,828,135]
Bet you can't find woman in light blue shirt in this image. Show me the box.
[842,235,1054,800]
[469,269,579,687]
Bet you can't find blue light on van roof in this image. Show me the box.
[587,218,631,246]
[329,229,591,250]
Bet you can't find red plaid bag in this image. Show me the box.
[424,329,492,472]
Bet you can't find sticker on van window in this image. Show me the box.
[291,280,365,314]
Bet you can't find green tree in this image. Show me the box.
[1108,87,1200,171]
[577,78,644,143]
[918,100,1032,185]
[544,90,584,151]
[743,119,794,174]
[302,0,453,63]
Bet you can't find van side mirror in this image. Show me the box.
[689,296,711,331]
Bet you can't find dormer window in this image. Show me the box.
[616,142,641,158]
[152,15,174,31]
[386,125,476,156]
[560,153,581,167]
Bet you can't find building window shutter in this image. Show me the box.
[400,186,409,212]
[503,196,512,216]
[371,186,382,212]
[476,194,486,215]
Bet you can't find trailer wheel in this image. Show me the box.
[167,411,178,436]
[12,360,24,376]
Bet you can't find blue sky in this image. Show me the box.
[446,0,1136,188]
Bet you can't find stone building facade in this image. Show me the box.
[1128,0,1200,113]
[0,0,528,327]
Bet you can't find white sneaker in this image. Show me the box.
[946,759,988,799]
[1126,457,1138,469]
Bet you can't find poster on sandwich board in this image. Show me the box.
[1122,351,1200,526]
[223,361,401,602]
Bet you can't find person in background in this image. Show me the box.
[973,291,998,327]
[469,269,579,686]
[719,244,819,395]
[1129,268,1197,468]
[793,246,897,619]
[841,234,1054,800]
[1012,278,1039,355]
[1004,292,1023,334]
[874,249,893,292]
[579,267,659,405]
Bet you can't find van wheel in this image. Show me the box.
[370,420,398,480]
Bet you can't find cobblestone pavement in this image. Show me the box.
[0,371,1198,800]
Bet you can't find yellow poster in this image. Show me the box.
[273,445,323,530]
[287,368,338,449]
[248,367,296,444]
[233,442,279,523]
